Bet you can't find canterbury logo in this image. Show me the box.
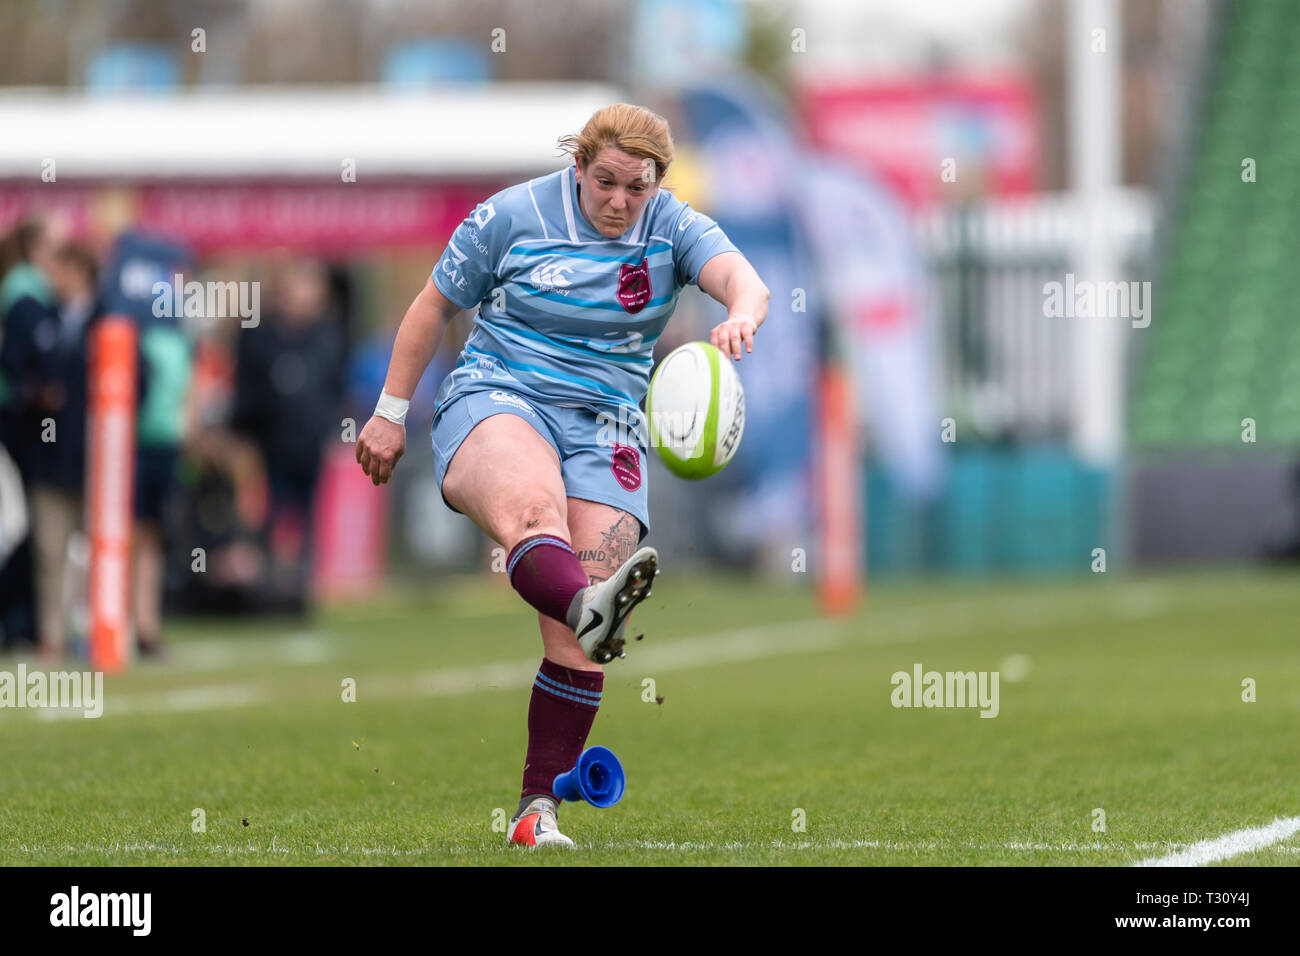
[488,390,535,414]
[530,263,574,288]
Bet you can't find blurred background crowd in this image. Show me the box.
[0,214,349,659]
[1,0,1296,661]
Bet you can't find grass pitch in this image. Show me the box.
[1,566,1297,866]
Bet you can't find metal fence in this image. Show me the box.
[914,188,1156,444]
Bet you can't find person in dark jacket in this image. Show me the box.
[27,242,101,658]
[230,258,345,613]
[131,281,192,657]
[0,215,61,652]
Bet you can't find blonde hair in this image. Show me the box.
[556,103,674,183]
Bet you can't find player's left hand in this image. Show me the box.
[710,315,756,362]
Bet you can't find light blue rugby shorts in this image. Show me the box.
[431,385,651,544]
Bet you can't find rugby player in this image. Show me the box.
[356,104,769,846]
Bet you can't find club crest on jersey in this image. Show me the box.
[616,259,651,314]
[611,443,642,491]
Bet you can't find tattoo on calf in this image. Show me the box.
[579,513,640,586]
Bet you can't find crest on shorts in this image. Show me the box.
[616,259,651,314]
[611,443,642,491]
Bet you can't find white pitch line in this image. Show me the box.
[118,683,267,715]
[347,588,1145,703]
[166,630,335,671]
[396,597,1082,702]
[369,618,846,702]
[10,578,1255,718]
[1133,816,1300,867]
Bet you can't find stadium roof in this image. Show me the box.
[0,83,623,179]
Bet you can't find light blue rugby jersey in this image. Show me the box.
[430,164,738,420]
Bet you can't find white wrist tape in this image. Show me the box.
[374,390,410,426]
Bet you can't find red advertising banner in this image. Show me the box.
[816,363,861,617]
[0,180,505,253]
[798,77,1039,209]
[312,444,388,601]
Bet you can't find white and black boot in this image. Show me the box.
[568,546,659,664]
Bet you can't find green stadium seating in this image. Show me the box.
[1133,0,1300,446]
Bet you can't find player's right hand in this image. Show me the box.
[356,414,406,486]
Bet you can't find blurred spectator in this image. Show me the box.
[0,216,62,653]
[172,324,269,612]
[130,288,194,657]
[26,242,102,658]
[231,258,345,613]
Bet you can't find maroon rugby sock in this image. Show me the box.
[506,534,591,627]
[520,658,603,805]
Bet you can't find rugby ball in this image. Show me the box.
[646,341,745,480]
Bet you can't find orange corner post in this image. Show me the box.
[87,316,137,673]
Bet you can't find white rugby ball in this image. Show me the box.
[646,341,745,480]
